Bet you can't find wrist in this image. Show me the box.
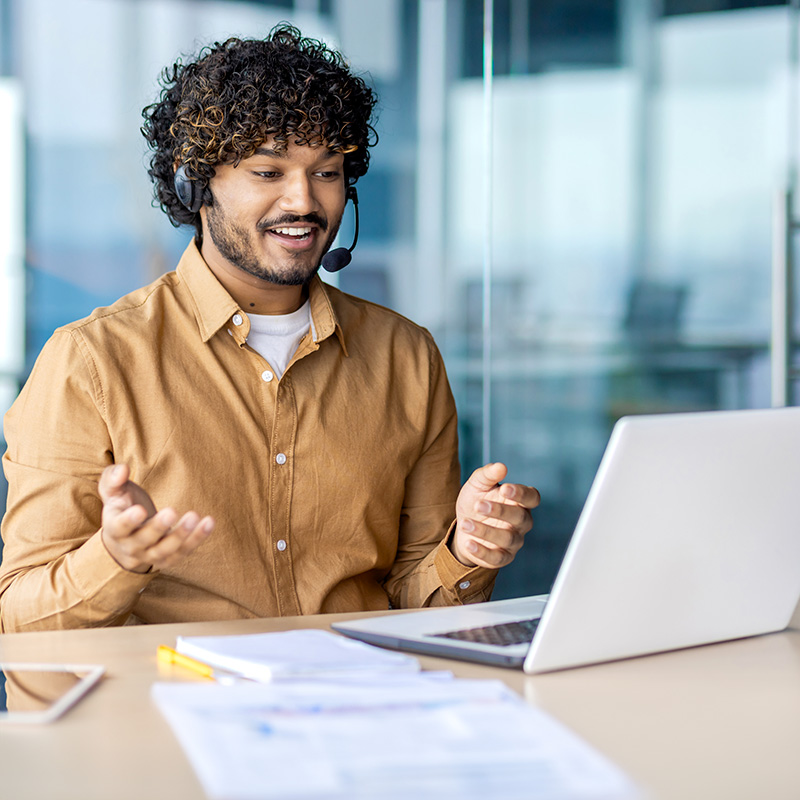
[450,522,478,567]
[100,528,152,574]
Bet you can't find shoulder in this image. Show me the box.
[31,272,186,387]
[321,285,451,394]
[59,271,181,338]
[324,283,438,350]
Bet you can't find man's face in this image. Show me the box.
[200,136,346,286]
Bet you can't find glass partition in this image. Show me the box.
[475,0,798,597]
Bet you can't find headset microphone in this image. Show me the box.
[321,187,359,273]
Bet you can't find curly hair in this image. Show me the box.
[141,24,378,235]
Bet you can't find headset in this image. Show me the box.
[320,186,359,273]
[173,164,204,215]
[173,166,358,272]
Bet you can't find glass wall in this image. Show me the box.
[475,0,797,597]
[0,0,796,595]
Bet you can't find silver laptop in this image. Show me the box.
[333,408,800,673]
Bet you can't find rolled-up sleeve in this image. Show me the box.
[0,330,152,632]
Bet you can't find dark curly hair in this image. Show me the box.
[141,24,378,237]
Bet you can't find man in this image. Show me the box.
[0,25,539,632]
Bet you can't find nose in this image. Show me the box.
[278,174,318,216]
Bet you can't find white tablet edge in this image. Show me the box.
[0,663,106,724]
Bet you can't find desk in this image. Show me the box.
[1,609,799,800]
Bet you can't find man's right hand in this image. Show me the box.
[99,464,214,574]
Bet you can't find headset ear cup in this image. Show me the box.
[174,165,204,213]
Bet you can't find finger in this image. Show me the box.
[102,506,180,573]
[472,498,533,533]
[151,525,213,571]
[104,503,151,540]
[459,532,515,569]
[460,518,524,555]
[143,512,199,562]
[466,462,508,493]
[498,483,541,510]
[113,507,179,555]
[149,516,214,570]
[98,464,131,503]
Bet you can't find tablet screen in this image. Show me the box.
[0,663,105,723]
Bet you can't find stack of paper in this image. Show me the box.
[155,629,639,798]
[175,629,420,682]
[152,672,639,800]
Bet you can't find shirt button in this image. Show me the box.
[261,370,274,382]
[276,539,287,552]
[232,313,243,326]
[276,453,287,465]
[459,580,471,590]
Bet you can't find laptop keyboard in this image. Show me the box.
[431,617,540,647]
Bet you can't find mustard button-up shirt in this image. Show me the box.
[0,243,494,631]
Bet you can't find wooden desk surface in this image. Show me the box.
[1,610,799,800]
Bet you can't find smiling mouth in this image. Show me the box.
[268,226,314,241]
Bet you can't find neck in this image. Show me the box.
[200,245,308,316]
[238,283,308,316]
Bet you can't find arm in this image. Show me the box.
[0,330,211,632]
[381,342,499,608]
[381,341,540,609]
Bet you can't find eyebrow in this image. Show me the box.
[252,146,341,159]
[253,146,284,158]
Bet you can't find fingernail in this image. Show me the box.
[477,501,491,514]
[112,465,123,478]
[466,540,478,553]
[462,519,475,533]
[158,509,177,526]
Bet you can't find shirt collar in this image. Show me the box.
[177,240,348,355]
[307,275,348,356]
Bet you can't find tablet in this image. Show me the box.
[0,663,105,724]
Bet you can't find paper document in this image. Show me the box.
[153,673,639,800]
[175,629,420,681]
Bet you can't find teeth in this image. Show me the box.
[273,227,312,237]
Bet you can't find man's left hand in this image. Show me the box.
[452,462,540,569]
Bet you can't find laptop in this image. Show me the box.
[333,407,800,673]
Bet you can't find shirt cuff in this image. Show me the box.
[70,531,155,616]
[433,521,497,604]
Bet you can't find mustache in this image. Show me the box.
[257,212,328,232]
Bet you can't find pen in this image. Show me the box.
[157,645,218,680]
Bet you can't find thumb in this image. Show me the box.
[467,462,508,492]
[98,464,129,502]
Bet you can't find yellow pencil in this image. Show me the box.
[157,645,217,679]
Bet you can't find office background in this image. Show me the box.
[0,0,798,599]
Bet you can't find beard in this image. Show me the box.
[205,198,341,286]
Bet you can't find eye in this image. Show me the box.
[315,170,341,180]
[253,170,280,179]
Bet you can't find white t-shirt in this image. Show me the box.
[245,300,312,380]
